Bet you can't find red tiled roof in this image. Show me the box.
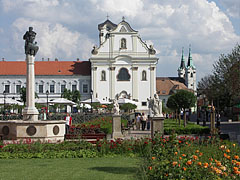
[156,77,189,95]
[0,61,91,76]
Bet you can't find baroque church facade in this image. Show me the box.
[90,18,158,111]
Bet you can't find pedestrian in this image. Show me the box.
[147,114,151,130]
[141,113,147,131]
[136,114,141,130]
[64,113,72,134]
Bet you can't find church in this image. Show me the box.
[0,18,196,112]
[90,17,158,111]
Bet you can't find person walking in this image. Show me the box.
[136,114,141,130]
[141,113,147,131]
[64,113,72,134]
[147,114,151,130]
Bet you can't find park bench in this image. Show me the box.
[65,133,106,144]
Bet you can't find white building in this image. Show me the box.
[0,60,91,101]
[89,18,158,111]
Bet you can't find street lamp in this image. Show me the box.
[3,91,6,120]
[90,89,93,113]
[46,90,49,119]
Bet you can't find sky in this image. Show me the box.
[0,0,239,82]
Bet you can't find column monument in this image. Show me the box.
[22,27,39,121]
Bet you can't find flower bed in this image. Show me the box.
[143,134,240,179]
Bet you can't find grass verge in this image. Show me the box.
[0,156,141,180]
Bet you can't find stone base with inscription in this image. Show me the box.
[151,116,165,138]
[0,120,65,143]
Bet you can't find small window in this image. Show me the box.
[4,85,10,93]
[191,73,193,77]
[142,70,147,81]
[117,68,130,81]
[101,70,106,81]
[72,84,77,92]
[163,99,166,103]
[50,85,55,93]
[61,85,66,93]
[39,85,43,93]
[120,38,127,49]
[83,84,88,93]
[162,90,166,94]
[142,102,147,106]
[16,85,21,94]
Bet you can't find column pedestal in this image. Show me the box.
[112,115,123,138]
[151,116,165,138]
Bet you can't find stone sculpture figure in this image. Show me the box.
[148,94,163,117]
[23,27,39,56]
[113,99,120,115]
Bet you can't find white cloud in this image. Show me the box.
[12,18,94,60]
[217,0,240,18]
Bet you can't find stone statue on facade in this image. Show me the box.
[148,94,163,117]
[113,99,120,115]
[23,27,39,56]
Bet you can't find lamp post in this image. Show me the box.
[46,90,49,119]
[90,89,93,113]
[3,91,6,120]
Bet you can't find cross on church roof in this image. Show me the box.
[106,14,109,20]
[122,16,125,21]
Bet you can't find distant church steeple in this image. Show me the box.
[178,47,185,78]
[185,44,196,93]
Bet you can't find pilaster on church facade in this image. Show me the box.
[90,18,158,111]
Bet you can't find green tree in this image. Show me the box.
[20,87,38,105]
[168,90,196,127]
[120,103,137,113]
[72,90,81,104]
[20,87,26,105]
[198,44,240,116]
[61,89,72,100]
[167,94,180,123]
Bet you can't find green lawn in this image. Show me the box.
[0,157,141,180]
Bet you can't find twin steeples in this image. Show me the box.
[178,45,196,92]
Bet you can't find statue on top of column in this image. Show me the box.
[23,27,39,56]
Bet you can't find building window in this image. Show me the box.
[163,99,166,103]
[39,85,43,93]
[162,90,166,94]
[101,70,106,81]
[120,38,127,49]
[191,73,193,77]
[16,85,21,94]
[142,70,147,81]
[4,85,10,93]
[72,84,77,92]
[142,102,147,106]
[61,85,66,93]
[50,85,55,93]
[83,84,88,93]
[117,68,130,81]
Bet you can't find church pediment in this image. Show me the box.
[112,21,138,34]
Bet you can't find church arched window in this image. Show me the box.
[101,70,106,81]
[120,38,127,49]
[117,68,130,81]
[142,70,147,81]
[190,72,193,77]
